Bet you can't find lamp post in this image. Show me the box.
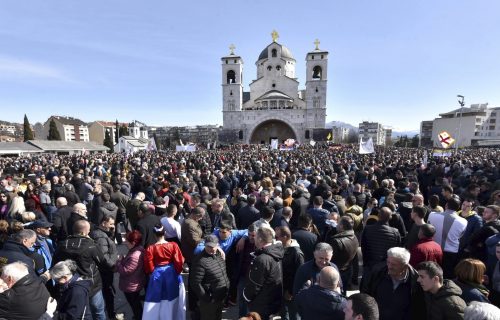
[456,95,465,153]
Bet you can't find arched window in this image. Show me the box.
[239,130,243,140]
[267,65,272,71]
[312,66,322,79]
[272,48,277,57]
[305,130,310,139]
[276,65,281,71]
[227,70,236,84]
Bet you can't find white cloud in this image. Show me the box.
[0,55,77,83]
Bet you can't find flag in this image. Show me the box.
[309,139,316,147]
[327,132,333,141]
[423,150,428,168]
[143,264,186,320]
[147,137,157,151]
[207,143,211,150]
[284,138,295,147]
[179,139,184,146]
[359,137,375,154]
[270,139,279,150]
[438,131,455,149]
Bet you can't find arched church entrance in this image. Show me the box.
[249,120,297,144]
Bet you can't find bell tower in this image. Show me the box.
[305,39,328,127]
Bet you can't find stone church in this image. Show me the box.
[219,31,328,144]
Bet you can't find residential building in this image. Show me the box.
[88,121,128,144]
[419,121,434,147]
[332,126,349,143]
[40,116,90,142]
[431,103,500,147]
[358,121,388,146]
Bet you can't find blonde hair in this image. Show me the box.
[21,211,36,223]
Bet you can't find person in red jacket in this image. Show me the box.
[410,224,443,267]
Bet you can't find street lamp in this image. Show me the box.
[456,95,465,153]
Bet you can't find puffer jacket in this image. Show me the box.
[90,227,118,270]
[424,280,466,320]
[56,274,92,320]
[190,250,229,302]
[53,235,106,297]
[328,229,359,271]
[281,240,304,296]
[296,285,346,320]
[361,221,401,268]
[243,242,284,318]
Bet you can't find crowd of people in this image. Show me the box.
[0,144,499,320]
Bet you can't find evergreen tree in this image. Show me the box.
[103,129,114,150]
[115,119,119,143]
[23,114,34,141]
[153,133,160,150]
[47,119,62,140]
[119,125,128,137]
[411,134,420,148]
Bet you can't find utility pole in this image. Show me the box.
[456,95,465,153]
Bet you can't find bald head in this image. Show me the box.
[73,220,90,236]
[56,197,68,207]
[318,266,340,290]
[73,203,87,217]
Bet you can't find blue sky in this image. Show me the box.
[0,0,499,130]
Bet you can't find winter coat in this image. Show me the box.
[116,245,146,293]
[136,213,161,249]
[361,263,426,320]
[56,274,92,320]
[293,260,340,295]
[361,221,401,268]
[52,205,73,241]
[281,240,305,296]
[296,285,346,320]
[243,242,284,318]
[53,235,106,296]
[292,228,318,262]
[328,229,359,271]
[180,218,203,264]
[0,274,50,320]
[424,280,466,320]
[0,239,37,273]
[90,227,117,270]
[467,220,500,261]
[453,279,490,304]
[190,250,230,302]
[95,202,118,226]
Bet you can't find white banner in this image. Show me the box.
[309,139,316,147]
[270,139,279,150]
[176,145,196,152]
[359,137,375,154]
[147,137,157,151]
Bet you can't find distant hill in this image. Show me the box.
[390,129,419,138]
[325,121,357,131]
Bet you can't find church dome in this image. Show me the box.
[258,43,294,60]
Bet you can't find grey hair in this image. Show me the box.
[12,229,36,243]
[464,301,500,320]
[2,262,29,282]
[50,259,78,280]
[314,242,333,254]
[387,247,411,265]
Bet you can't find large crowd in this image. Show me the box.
[0,144,499,320]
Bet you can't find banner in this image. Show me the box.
[359,137,375,154]
[270,139,279,150]
[423,150,428,168]
[309,139,316,147]
[432,149,452,157]
[284,138,295,147]
[176,145,196,152]
[147,137,157,151]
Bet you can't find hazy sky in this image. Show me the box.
[1,0,499,130]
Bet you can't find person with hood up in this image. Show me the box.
[416,261,466,320]
[50,259,92,320]
[243,225,284,319]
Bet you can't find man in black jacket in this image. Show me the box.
[327,216,359,292]
[361,247,426,320]
[190,234,230,320]
[135,202,160,248]
[243,225,284,319]
[0,262,55,320]
[52,197,73,242]
[276,226,304,320]
[53,220,108,320]
[237,194,260,229]
[361,207,401,282]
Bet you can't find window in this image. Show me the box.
[490,126,495,130]
[491,112,496,117]
[227,70,236,84]
[225,60,228,64]
[276,65,281,71]
[270,101,277,109]
[321,55,324,59]
[312,66,322,79]
[279,101,285,109]
[272,49,277,57]
[272,83,276,88]
[267,66,272,71]
[311,55,314,60]
[234,59,237,63]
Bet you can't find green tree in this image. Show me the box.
[153,133,160,150]
[119,125,128,137]
[47,119,61,140]
[411,134,420,148]
[23,114,34,141]
[115,119,119,143]
[103,129,114,150]
[346,130,359,144]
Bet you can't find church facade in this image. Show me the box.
[219,32,329,144]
